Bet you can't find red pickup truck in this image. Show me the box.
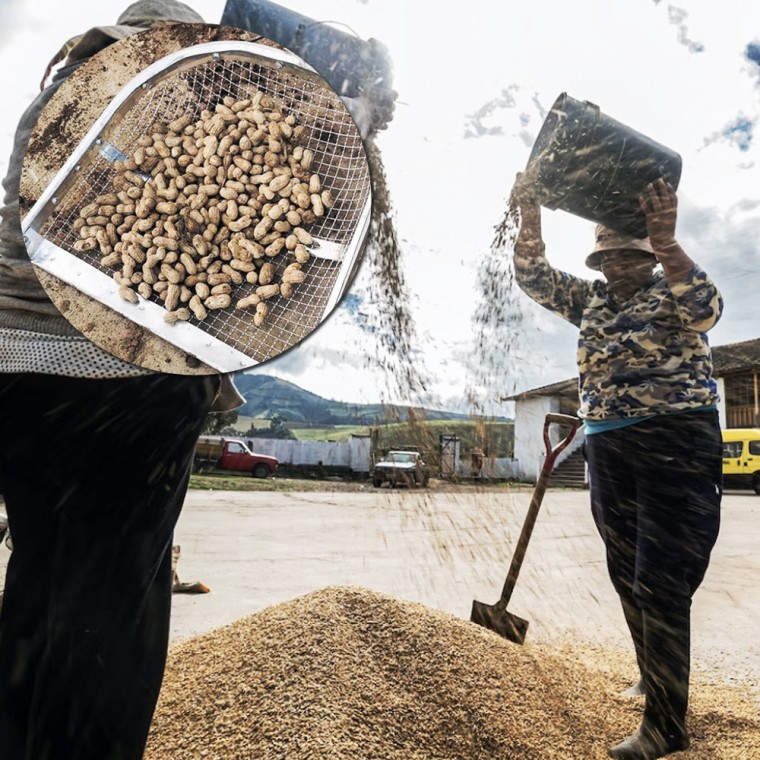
[193,436,278,478]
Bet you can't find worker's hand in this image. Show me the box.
[640,178,694,281]
[343,84,398,140]
[639,178,678,252]
[511,172,544,257]
[510,171,538,207]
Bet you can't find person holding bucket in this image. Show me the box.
[511,175,723,760]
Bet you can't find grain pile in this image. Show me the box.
[146,587,760,759]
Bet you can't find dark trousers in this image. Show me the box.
[0,372,219,760]
[586,410,722,736]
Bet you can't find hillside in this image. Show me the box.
[233,374,505,425]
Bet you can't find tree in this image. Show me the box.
[202,409,239,435]
[246,414,296,440]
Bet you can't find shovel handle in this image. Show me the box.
[496,413,582,609]
[543,413,583,470]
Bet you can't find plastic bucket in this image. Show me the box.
[525,93,682,238]
[221,0,393,99]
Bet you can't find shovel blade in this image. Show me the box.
[470,600,529,644]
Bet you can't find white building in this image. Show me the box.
[508,338,760,484]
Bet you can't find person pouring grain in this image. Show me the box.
[0,4,236,760]
[511,175,723,760]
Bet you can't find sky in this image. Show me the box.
[1,0,760,412]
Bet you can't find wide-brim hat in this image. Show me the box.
[66,1,205,62]
[116,0,205,27]
[585,224,657,271]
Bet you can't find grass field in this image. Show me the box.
[232,416,272,432]
[290,425,370,441]
[288,420,514,458]
[188,471,533,492]
[225,416,514,458]
[188,472,365,492]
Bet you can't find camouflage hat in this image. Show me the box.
[585,224,656,271]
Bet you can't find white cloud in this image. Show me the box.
[1,0,759,408]
[666,5,705,53]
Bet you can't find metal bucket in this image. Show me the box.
[525,93,682,238]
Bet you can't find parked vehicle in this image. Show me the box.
[194,436,278,478]
[372,450,430,488]
[722,428,760,494]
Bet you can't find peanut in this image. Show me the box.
[253,301,270,326]
[294,244,310,264]
[119,284,138,303]
[204,294,232,310]
[258,262,275,285]
[293,227,313,245]
[188,295,208,321]
[73,92,334,323]
[236,293,261,310]
[282,268,306,285]
[256,284,280,299]
[311,194,325,217]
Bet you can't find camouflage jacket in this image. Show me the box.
[514,253,723,421]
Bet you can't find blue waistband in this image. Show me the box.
[584,405,718,436]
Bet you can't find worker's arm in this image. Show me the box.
[639,179,723,332]
[511,174,592,328]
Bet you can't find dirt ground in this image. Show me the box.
[159,485,760,699]
[1,484,758,703]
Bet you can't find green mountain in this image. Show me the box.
[232,374,493,425]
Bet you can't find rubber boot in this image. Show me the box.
[621,677,645,698]
[608,609,690,759]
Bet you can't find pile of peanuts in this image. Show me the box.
[72,90,335,327]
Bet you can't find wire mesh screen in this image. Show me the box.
[29,44,371,366]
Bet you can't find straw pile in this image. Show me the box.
[146,586,760,759]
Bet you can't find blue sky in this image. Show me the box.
[1,0,759,411]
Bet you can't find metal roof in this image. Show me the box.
[712,338,760,375]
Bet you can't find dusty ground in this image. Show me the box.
[1,483,758,759]
[2,483,756,689]
[161,486,760,695]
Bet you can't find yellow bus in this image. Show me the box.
[722,428,760,494]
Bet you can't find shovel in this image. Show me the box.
[471,413,582,643]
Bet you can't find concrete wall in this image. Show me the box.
[513,396,558,481]
[349,436,373,472]
[716,377,727,429]
[244,435,372,472]
[455,457,519,479]
[241,435,518,480]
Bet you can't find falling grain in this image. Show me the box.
[467,199,524,415]
[362,141,429,405]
